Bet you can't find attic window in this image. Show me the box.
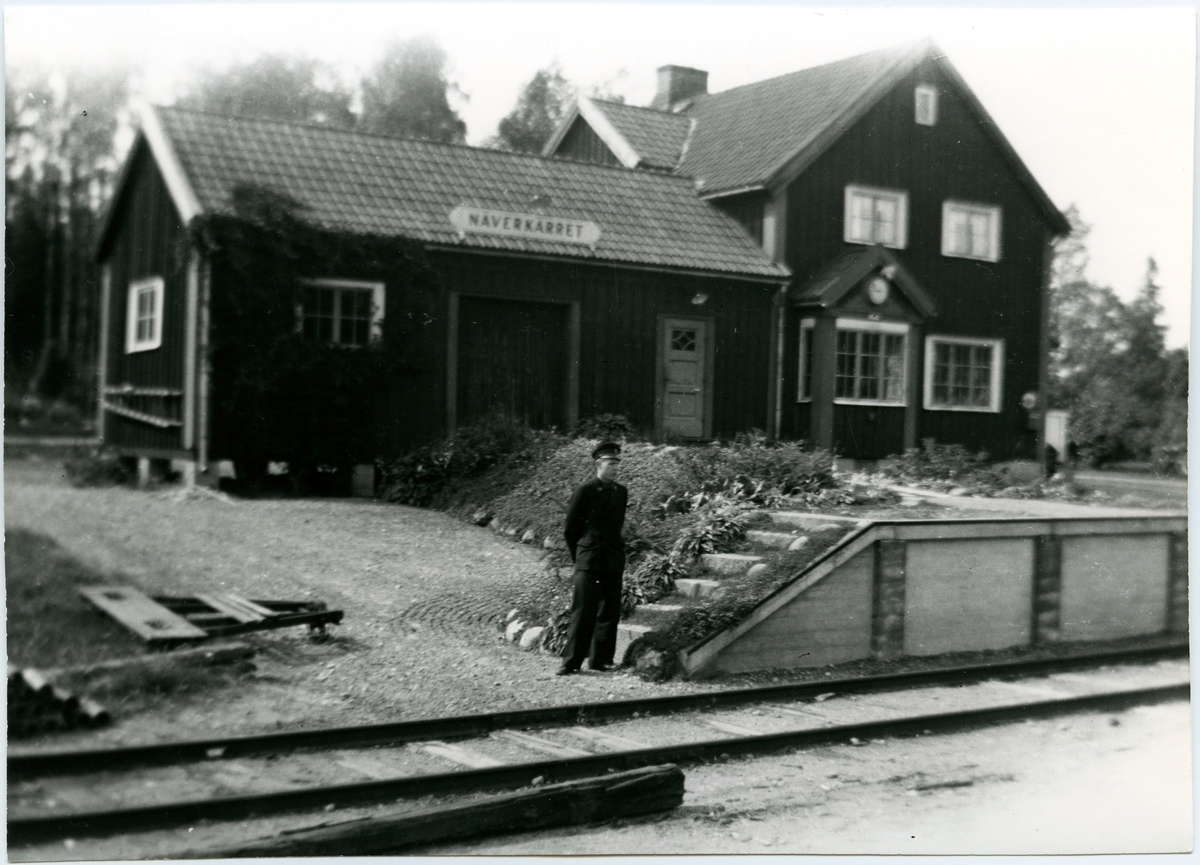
[915,85,938,126]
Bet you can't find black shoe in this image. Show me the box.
[556,664,580,676]
[587,662,614,672]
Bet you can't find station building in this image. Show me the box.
[95,39,1068,486]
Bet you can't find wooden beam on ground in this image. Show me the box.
[184,764,685,858]
[79,587,209,645]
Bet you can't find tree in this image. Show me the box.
[492,64,574,154]
[5,64,131,413]
[1048,206,1187,466]
[177,54,355,128]
[360,36,466,143]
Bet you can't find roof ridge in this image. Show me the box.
[590,98,686,119]
[693,38,930,104]
[155,104,699,182]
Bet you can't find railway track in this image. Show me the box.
[8,642,1188,851]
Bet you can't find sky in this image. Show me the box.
[5,3,1195,347]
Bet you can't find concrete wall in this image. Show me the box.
[1060,535,1170,641]
[710,547,875,674]
[903,538,1034,655]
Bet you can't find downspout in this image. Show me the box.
[773,284,787,440]
[96,264,112,442]
[197,255,212,474]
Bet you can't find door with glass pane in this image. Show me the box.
[662,318,707,438]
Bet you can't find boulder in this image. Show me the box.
[505,620,526,642]
[788,536,809,551]
[747,563,770,578]
[521,529,537,544]
[472,509,492,526]
[506,608,520,622]
[519,626,545,650]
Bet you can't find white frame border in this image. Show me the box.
[297,278,386,346]
[923,334,1005,413]
[941,200,1002,262]
[915,84,938,126]
[125,276,164,354]
[833,318,910,407]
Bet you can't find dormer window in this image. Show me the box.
[844,185,908,249]
[915,85,938,126]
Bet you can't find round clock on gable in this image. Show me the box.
[866,275,890,305]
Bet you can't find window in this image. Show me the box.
[942,201,1002,262]
[125,276,164,353]
[915,85,938,126]
[797,318,815,401]
[297,279,385,346]
[844,185,908,249]
[833,318,908,405]
[923,336,1004,413]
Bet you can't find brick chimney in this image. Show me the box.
[650,65,708,112]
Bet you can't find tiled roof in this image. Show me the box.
[152,107,787,279]
[589,99,693,170]
[677,42,925,194]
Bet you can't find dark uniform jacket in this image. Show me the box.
[564,477,628,573]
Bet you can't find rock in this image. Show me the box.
[948,487,969,497]
[747,563,770,578]
[521,529,537,544]
[472,509,492,526]
[788,536,809,551]
[543,537,555,549]
[504,527,518,537]
[506,608,520,622]
[488,518,501,531]
[519,626,545,650]
[505,620,526,642]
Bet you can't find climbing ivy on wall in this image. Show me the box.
[188,185,441,477]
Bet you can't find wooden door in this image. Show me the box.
[662,318,707,438]
[457,297,568,429]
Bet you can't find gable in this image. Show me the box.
[554,114,621,167]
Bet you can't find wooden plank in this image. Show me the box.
[490,730,592,758]
[196,595,264,624]
[79,587,208,644]
[422,742,505,769]
[564,726,651,751]
[223,594,277,619]
[186,764,685,858]
[698,718,762,737]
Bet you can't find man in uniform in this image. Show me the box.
[558,441,628,675]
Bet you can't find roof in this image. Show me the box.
[793,244,937,318]
[584,99,693,170]
[99,106,788,280]
[566,40,1070,235]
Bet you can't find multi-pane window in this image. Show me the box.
[833,321,907,404]
[924,336,1004,412]
[297,279,384,347]
[844,185,908,249]
[125,276,164,353]
[797,319,814,401]
[915,85,938,126]
[942,201,1001,262]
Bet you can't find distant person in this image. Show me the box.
[558,441,628,675]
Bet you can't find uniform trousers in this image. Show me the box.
[561,564,622,668]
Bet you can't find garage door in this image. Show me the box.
[457,296,568,429]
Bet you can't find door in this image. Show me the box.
[457,296,569,429]
[662,318,708,438]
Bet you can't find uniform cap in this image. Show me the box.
[592,441,622,460]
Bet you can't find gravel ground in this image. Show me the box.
[4,454,1186,751]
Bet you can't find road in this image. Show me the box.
[1073,470,1189,510]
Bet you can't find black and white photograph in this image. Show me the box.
[4,2,1193,857]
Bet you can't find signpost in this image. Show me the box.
[449,206,601,249]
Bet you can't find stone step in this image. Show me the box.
[635,603,683,614]
[615,622,653,666]
[770,511,863,531]
[700,552,763,576]
[674,578,721,598]
[745,529,802,549]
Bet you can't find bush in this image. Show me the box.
[574,414,637,441]
[63,450,134,487]
[671,502,749,559]
[622,552,690,615]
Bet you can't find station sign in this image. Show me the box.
[449,206,601,248]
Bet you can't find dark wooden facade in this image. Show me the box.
[555,117,622,167]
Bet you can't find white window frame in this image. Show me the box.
[797,317,815,402]
[923,335,1005,413]
[942,200,1002,262]
[915,84,938,126]
[833,317,909,407]
[844,184,908,249]
[125,276,164,353]
[296,278,386,347]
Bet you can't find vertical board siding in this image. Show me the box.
[712,547,875,673]
[782,59,1051,458]
[554,116,622,167]
[1059,535,1169,641]
[430,252,774,440]
[833,404,906,460]
[902,538,1034,655]
[100,144,188,453]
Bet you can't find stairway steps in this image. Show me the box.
[745,529,802,549]
[674,578,721,598]
[770,511,864,531]
[700,552,763,576]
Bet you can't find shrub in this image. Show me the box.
[63,450,134,488]
[671,502,750,559]
[574,414,637,441]
[622,552,690,615]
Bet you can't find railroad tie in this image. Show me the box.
[697,718,763,737]
[563,726,652,751]
[421,741,505,769]
[490,730,592,758]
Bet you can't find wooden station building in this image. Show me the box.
[96,39,1068,485]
